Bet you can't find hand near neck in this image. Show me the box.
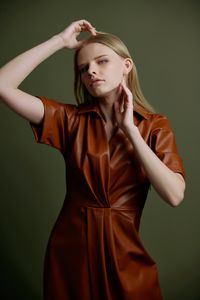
[97,78,134,130]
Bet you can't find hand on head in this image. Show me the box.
[58,20,97,49]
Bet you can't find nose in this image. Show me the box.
[87,62,97,77]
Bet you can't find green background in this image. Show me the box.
[0,0,199,299]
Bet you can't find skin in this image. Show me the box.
[0,19,185,206]
[76,38,186,207]
[0,20,97,124]
[77,43,133,131]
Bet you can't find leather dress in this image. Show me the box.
[30,96,185,300]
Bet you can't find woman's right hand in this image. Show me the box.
[57,20,97,49]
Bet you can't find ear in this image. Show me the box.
[123,58,133,75]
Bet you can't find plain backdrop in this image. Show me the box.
[0,0,199,299]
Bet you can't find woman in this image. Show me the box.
[0,20,186,300]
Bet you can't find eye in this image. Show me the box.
[79,65,88,74]
[98,59,108,64]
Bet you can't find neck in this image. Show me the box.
[97,89,118,125]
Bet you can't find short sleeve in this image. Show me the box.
[29,96,77,154]
[149,114,186,180]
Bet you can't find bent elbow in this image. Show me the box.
[169,187,186,208]
[168,175,186,207]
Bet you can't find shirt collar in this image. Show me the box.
[77,99,151,120]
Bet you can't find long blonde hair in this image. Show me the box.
[74,32,155,113]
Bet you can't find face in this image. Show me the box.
[77,43,132,98]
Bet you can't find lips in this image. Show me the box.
[89,79,105,86]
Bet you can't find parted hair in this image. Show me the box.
[74,32,155,113]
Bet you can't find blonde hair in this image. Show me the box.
[74,32,155,113]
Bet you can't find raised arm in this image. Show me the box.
[114,80,186,207]
[0,20,96,124]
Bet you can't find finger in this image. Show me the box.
[75,20,97,38]
[114,98,120,114]
[119,84,127,112]
[121,80,128,94]
[79,20,96,32]
[78,20,93,27]
[120,101,124,113]
[75,39,85,49]
[91,28,97,35]
[115,84,122,111]
[80,26,97,36]
[120,79,134,111]
[121,81,133,103]
[89,27,97,35]
[117,83,123,96]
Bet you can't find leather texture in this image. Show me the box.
[30,96,185,300]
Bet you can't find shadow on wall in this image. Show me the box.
[0,249,40,300]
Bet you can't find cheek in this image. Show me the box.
[80,75,88,87]
[107,64,123,80]
[80,76,93,94]
[108,70,123,86]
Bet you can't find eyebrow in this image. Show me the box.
[78,55,109,68]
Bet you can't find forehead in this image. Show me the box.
[77,42,119,65]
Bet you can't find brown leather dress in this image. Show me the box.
[30,96,185,300]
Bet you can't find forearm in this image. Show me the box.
[0,35,64,91]
[125,125,185,207]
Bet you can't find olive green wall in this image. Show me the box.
[0,0,199,299]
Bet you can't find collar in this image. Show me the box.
[77,99,152,120]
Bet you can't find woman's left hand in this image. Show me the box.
[114,79,135,132]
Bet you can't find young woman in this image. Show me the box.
[0,19,186,300]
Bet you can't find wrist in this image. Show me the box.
[51,34,66,49]
[123,124,139,136]
[123,125,143,147]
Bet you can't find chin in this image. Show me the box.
[89,89,107,98]
[91,87,117,98]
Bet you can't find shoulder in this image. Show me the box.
[134,102,172,134]
[147,113,177,147]
[148,113,173,133]
[35,95,79,115]
[134,102,170,129]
